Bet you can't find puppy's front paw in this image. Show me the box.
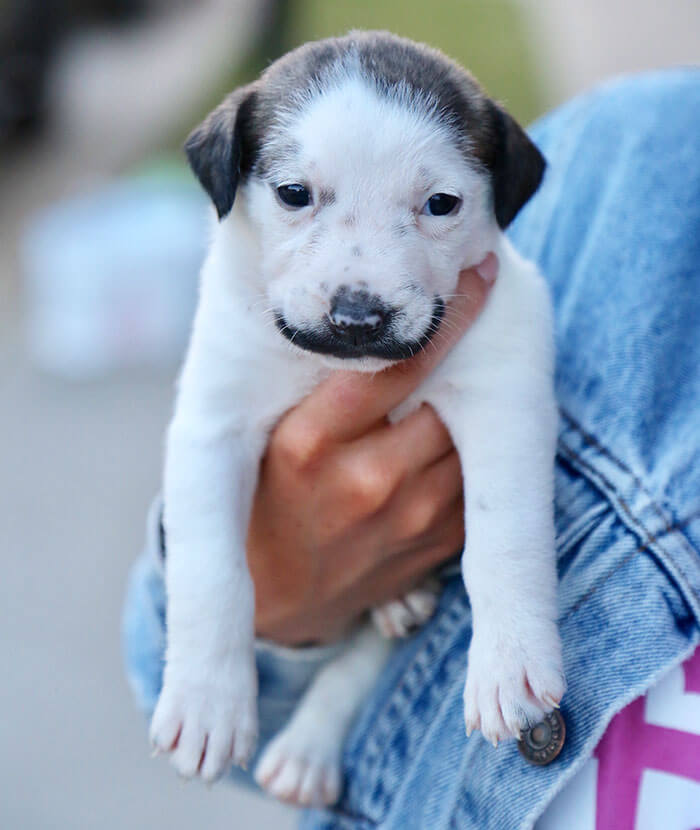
[371,580,440,638]
[150,658,258,782]
[463,623,565,746]
[254,727,342,807]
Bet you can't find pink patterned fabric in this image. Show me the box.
[594,646,700,829]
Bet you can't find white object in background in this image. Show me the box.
[22,177,208,379]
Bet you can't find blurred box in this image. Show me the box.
[21,175,208,379]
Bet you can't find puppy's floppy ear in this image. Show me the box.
[184,84,258,220]
[486,103,546,229]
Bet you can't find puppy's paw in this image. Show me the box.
[463,623,565,746]
[371,581,439,638]
[254,727,342,806]
[150,659,258,782]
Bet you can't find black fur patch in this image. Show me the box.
[479,104,545,228]
[318,188,336,206]
[185,31,545,225]
[184,84,258,219]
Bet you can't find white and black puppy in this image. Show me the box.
[150,31,565,806]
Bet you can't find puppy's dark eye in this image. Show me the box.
[276,183,311,208]
[424,193,461,216]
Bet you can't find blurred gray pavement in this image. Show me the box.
[0,3,295,825]
[0,162,296,830]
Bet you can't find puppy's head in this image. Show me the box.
[186,32,545,367]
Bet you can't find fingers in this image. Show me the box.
[347,450,464,589]
[386,451,464,546]
[334,404,453,501]
[280,266,494,447]
[364,500,464,609]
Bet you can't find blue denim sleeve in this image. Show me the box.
[298,69,700,830]
[122,497,344,782]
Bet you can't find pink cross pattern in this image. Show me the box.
[593,648,700,830]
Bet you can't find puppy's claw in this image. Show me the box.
[543,694,561,710]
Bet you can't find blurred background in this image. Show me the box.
[1,1,698,827]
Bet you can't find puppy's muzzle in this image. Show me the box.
[274,286,444,361]
[327,286,389,347]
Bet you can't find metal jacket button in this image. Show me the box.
[518,709,566,765]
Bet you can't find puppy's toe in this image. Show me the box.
[150,664,258,782]
[403,585,439,623]
[463,624,565,743]
[255,731,342,806]
[372,581,439,638]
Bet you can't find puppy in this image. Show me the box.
[150,31,565,806]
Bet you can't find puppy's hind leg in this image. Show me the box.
[254,624,391,806]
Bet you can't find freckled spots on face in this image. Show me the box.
[351,245,362,257]
[343,213,357,228]
[318,188,336,207]
[306,225,324,250]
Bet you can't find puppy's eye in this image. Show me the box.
[276,183,311,209]
[423,193,461,216]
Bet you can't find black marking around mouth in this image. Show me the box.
[274,297,445,361]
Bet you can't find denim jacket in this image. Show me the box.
[123,69,700,829]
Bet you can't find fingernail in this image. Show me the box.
[474,252,498,285]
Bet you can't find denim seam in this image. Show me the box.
[560,408,699,561]
[557,441,699,622]
[553,501,610,558]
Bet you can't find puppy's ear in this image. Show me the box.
[184,84,258,219]
[486,103,546,229]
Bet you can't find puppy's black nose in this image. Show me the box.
[328,287,388,346]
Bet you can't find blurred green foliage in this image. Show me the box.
[284,0,543,124]
[174,0,543,161]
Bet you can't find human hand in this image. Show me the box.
[248,260,496,646]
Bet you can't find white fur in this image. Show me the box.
[371,579,441,638]
[150,73,564,801]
